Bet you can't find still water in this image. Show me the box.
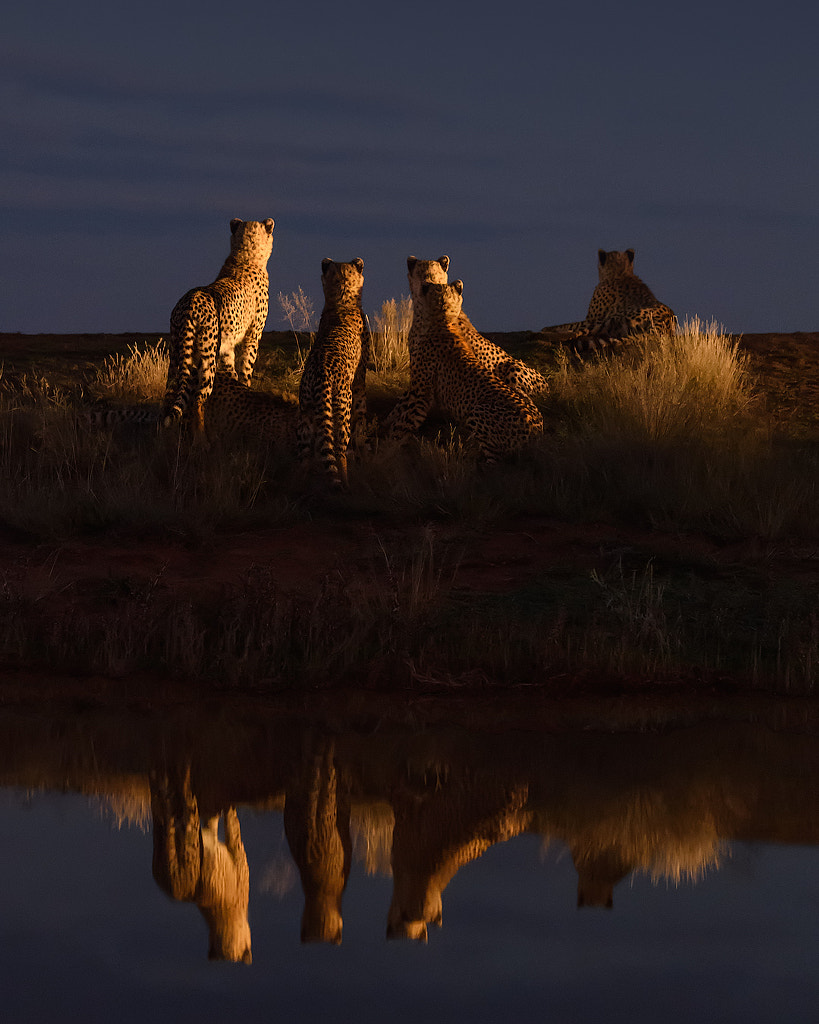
[1,699,818,1023]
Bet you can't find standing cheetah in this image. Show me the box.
[161,217,275,434]
[543,249,676,351]
[391,279,542,460]
[297,258,367,489]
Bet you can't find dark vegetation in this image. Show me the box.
[2,325,819,695]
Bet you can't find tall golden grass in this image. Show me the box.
[368,295,412,373]
[551,318,756,443]
[93,341,169,403]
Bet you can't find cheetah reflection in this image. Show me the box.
[387,763,530,941]
[150,767,252,963]
[283,735,352,944]
[572,846,634,909]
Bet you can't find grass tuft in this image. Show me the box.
[369,295,412,373]
[93,341,169,403]
[551,318,756,444]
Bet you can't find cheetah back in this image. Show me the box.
[162,217,275,433]
[405,256,547,396]
[415,281,542,460]
[544,248,676,349]
[297,258,366,488]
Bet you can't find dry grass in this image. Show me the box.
[351,802,394,875]
[368,295,412,373]
[3,320,819,691]
[278,288,317,373]
[551,318,756,443]
[1,519,819,691]
[92,341,169,403]
[2,318,816,544]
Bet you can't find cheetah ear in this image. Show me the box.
[452,279,464,295]
[626,249,635,264]
[352,257,364,271]
[439,256,450,272]
[230,218,244,234]
[407,256,418,273]
[263,218,274,233]
[321,257,334,274]
[598,249,607,266]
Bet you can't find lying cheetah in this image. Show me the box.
[161,217,275,434]
[406,256,547,395]
[297,258,367,489]
[392,280,542,461]
[543,249,677,351]
[84,371,298,446]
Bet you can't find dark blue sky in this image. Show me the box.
[3,0,818,334]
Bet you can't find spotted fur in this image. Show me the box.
[389,280,542,460]
[297,258,367,489]
[404,256,547,395]
[161,217,275,433]
[84,371,298,446]
[544,249,677,351]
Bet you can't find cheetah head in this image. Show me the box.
[418,279,464,322]
[597,249,635,280]
[228,218,275,264]
[407,255,450,298]
[320,257,365,302]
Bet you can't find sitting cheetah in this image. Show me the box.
[161,217,275,434]
[297,258,367,489]
[406,256,547,395]
[391,280,542,461]
[84,371,298,446]
[543,249,676,351]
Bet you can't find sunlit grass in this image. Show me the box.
[92,341,169,403]
[551,318,756,443]
[368,295,412,373]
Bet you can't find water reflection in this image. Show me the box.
[2,698,818,960]
[150,768,252,962]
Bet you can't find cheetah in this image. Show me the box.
[84,371,298,446]
[161,217,275,434]
[543,249,677,351]
[206,373,298,445]
[297,258,367,489]
[405,256,547,395]
[150,770,252,963]
[390,279,542,461]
